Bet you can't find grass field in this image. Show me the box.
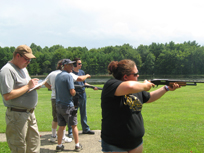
[0,84,204,153]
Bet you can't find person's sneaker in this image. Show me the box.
[75,144,83,152]
[50,135,57,142]
[62,136,72,143]
[68,134,73,139]
[56,145,64,152]
[82,130,95,134]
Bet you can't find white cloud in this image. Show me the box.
[0,0,204,49]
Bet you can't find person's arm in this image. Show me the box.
[70,72,91,82]
[3,78,39,101]
[70,89,76,96]
[147,83,180,103]
[77,74,91,82]
[44,82,51,90]
[115,80,154,96]
[84,82,98,90]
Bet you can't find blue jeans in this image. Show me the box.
[68,92,90,135]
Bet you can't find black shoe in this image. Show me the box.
[82,130,95,134]
[56,145,64,152]
[75,144,83,152]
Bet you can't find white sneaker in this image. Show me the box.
[62,136,72,143]
[50,135,57,142]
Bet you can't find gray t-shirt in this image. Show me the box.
[0,62,38,109]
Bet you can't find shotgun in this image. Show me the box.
[74,84,103,90]
[150,79,204,87]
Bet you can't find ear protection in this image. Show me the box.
[73,62,77,67]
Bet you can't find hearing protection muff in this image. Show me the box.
[73,62,77,67]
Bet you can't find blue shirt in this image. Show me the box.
[72,69,86,92]
[55,70,74,107]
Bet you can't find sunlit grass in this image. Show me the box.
[1,84,204,152]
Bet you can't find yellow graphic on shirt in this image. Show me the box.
[124,94,143,111]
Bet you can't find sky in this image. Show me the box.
[1,0,204,50]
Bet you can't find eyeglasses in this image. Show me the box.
[78,63,82,65]
[130,71,139,77]
[19,53,31,62]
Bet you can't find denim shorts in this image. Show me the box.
[101,139,143,152]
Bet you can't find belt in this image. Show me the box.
[9,107,35,113]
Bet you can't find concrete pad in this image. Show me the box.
[0,130,103,153]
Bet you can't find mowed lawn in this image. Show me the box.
[0,83,204,153]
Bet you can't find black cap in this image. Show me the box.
[62,59,76,66]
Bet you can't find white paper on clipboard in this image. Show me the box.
[28,79,48,92]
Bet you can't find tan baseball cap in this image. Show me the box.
[15,45,36,58]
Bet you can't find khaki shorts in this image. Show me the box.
[51,99,58,122]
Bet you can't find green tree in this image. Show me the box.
[50,48,68,71]
[149,42,165,61]
[141,52,155,75]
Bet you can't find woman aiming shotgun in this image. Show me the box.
[101,59,180,153]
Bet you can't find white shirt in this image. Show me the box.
[46,70,78,99]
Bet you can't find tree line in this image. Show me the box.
[0,41,203,76]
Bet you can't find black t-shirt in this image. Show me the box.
[101,79,150,149]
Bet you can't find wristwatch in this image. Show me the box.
[164,85,169,91]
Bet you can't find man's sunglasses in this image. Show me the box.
[78,63,82,65]
[130,71,139,77]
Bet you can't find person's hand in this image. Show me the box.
[28,78,39,89]
[86,74,91,78]
[93,87,98,90]
[143,80,155,91]
[168,83,181,91]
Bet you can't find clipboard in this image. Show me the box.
[28,79,48,92]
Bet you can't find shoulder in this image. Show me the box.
[0,63,16,82]
[79,69,85,72]
[79,69,85,74]
[103,79,122,90]
[1,62,11,70]
[61,71,73,79]
[51,70,61,75]
[0,63,14,75]
[102,79,122,98]
[106,79,122,86]
[48,70,61,77]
